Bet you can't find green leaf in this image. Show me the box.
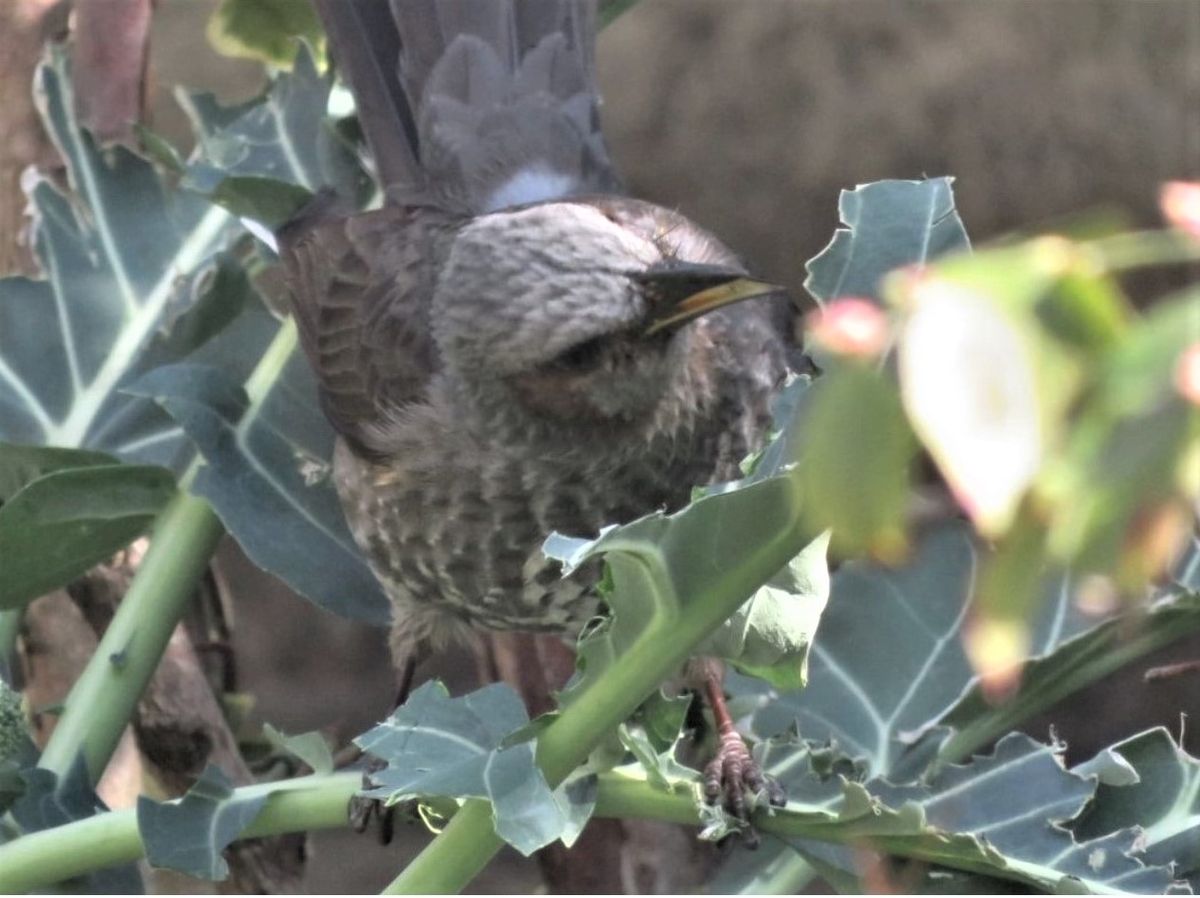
[206,0,325,69]
[0,444,175,609]
[137,765,267,880]
[357,681,595,855]
[262,723,333,775]
[803,177,970,305]
[0,50,238,468]
[744,523,1200,779]
[0,442,113,499]
[546,376,820,708]
[178,45,369,226]
[747,524,982,777]
[127,334,390,625]
[738,733,1174,893]
[798,365,916,558]
[699,531,830,690]
[1072,728,1200,888]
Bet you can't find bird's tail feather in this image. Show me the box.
[315,0,619,211]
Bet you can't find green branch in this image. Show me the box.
[36,485,224,781]
[0,769,1048,895]
[37,318,299,784]
[0,772,359,893]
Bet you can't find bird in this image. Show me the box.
[279,0,796,833]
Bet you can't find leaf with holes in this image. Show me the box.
[178,44,369,226]
[758,733,1178,893]
[357,681,595,855]
[137,765,267,880]
[1072,728,1200,890]
[803,178,970,306]
[741,523,1200,778]
[0,50,238,469]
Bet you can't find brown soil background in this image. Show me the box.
[144,1,1200,892]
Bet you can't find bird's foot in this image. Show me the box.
[703,729,786,848]
[349,754,396,845]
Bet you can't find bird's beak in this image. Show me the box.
[635,264,786,337]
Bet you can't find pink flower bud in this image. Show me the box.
[1160,181,1200,238]
[807,297,890,358]
[1176,342,1200,406]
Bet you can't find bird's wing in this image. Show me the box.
[314,0,620,212]
[278,198,447,458]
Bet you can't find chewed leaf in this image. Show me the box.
[1072,728,1200,887]
[803,177,970,306]
[137,765,267,880]
[356,681,594,855]
[0,50,238,469]
[739,732,1176,893]
[178,45,368,227]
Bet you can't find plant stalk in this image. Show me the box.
[36,483,224,782]
[36,317,298,784]
[0,771,358,893]
[0,766,1071,895]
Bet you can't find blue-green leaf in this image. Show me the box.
[803,177,970,305]
[137,765,266,880]
[357,681,594,855]
[128,331,389,625]
[0,447,176,609]
[0,51,238,470]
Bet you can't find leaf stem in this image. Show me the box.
[1086,229,1200,272]
[36,315,299,784]
[0,767,1079,895]
[0,771,358,894]
[36,482,224,782]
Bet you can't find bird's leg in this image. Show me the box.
[696,659,785,844]
[349,654,420,844]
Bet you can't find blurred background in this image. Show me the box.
[11,0,1199,892]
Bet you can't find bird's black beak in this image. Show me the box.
[634,263,786,337]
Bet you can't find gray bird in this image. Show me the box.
[280,0,795,826]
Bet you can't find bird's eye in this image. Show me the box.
[552,335,606,371]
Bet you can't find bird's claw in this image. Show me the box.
[703,730,786,847]
[349,755,396,845]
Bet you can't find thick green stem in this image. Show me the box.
[1087,229,1200,272]
[36,318,298,784]
[36,486,224,782]
[0,767,1059,895]
[0,771,358,893]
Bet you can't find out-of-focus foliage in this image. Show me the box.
[206,0,326,70]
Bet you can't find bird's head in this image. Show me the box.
[431,199,783,429]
